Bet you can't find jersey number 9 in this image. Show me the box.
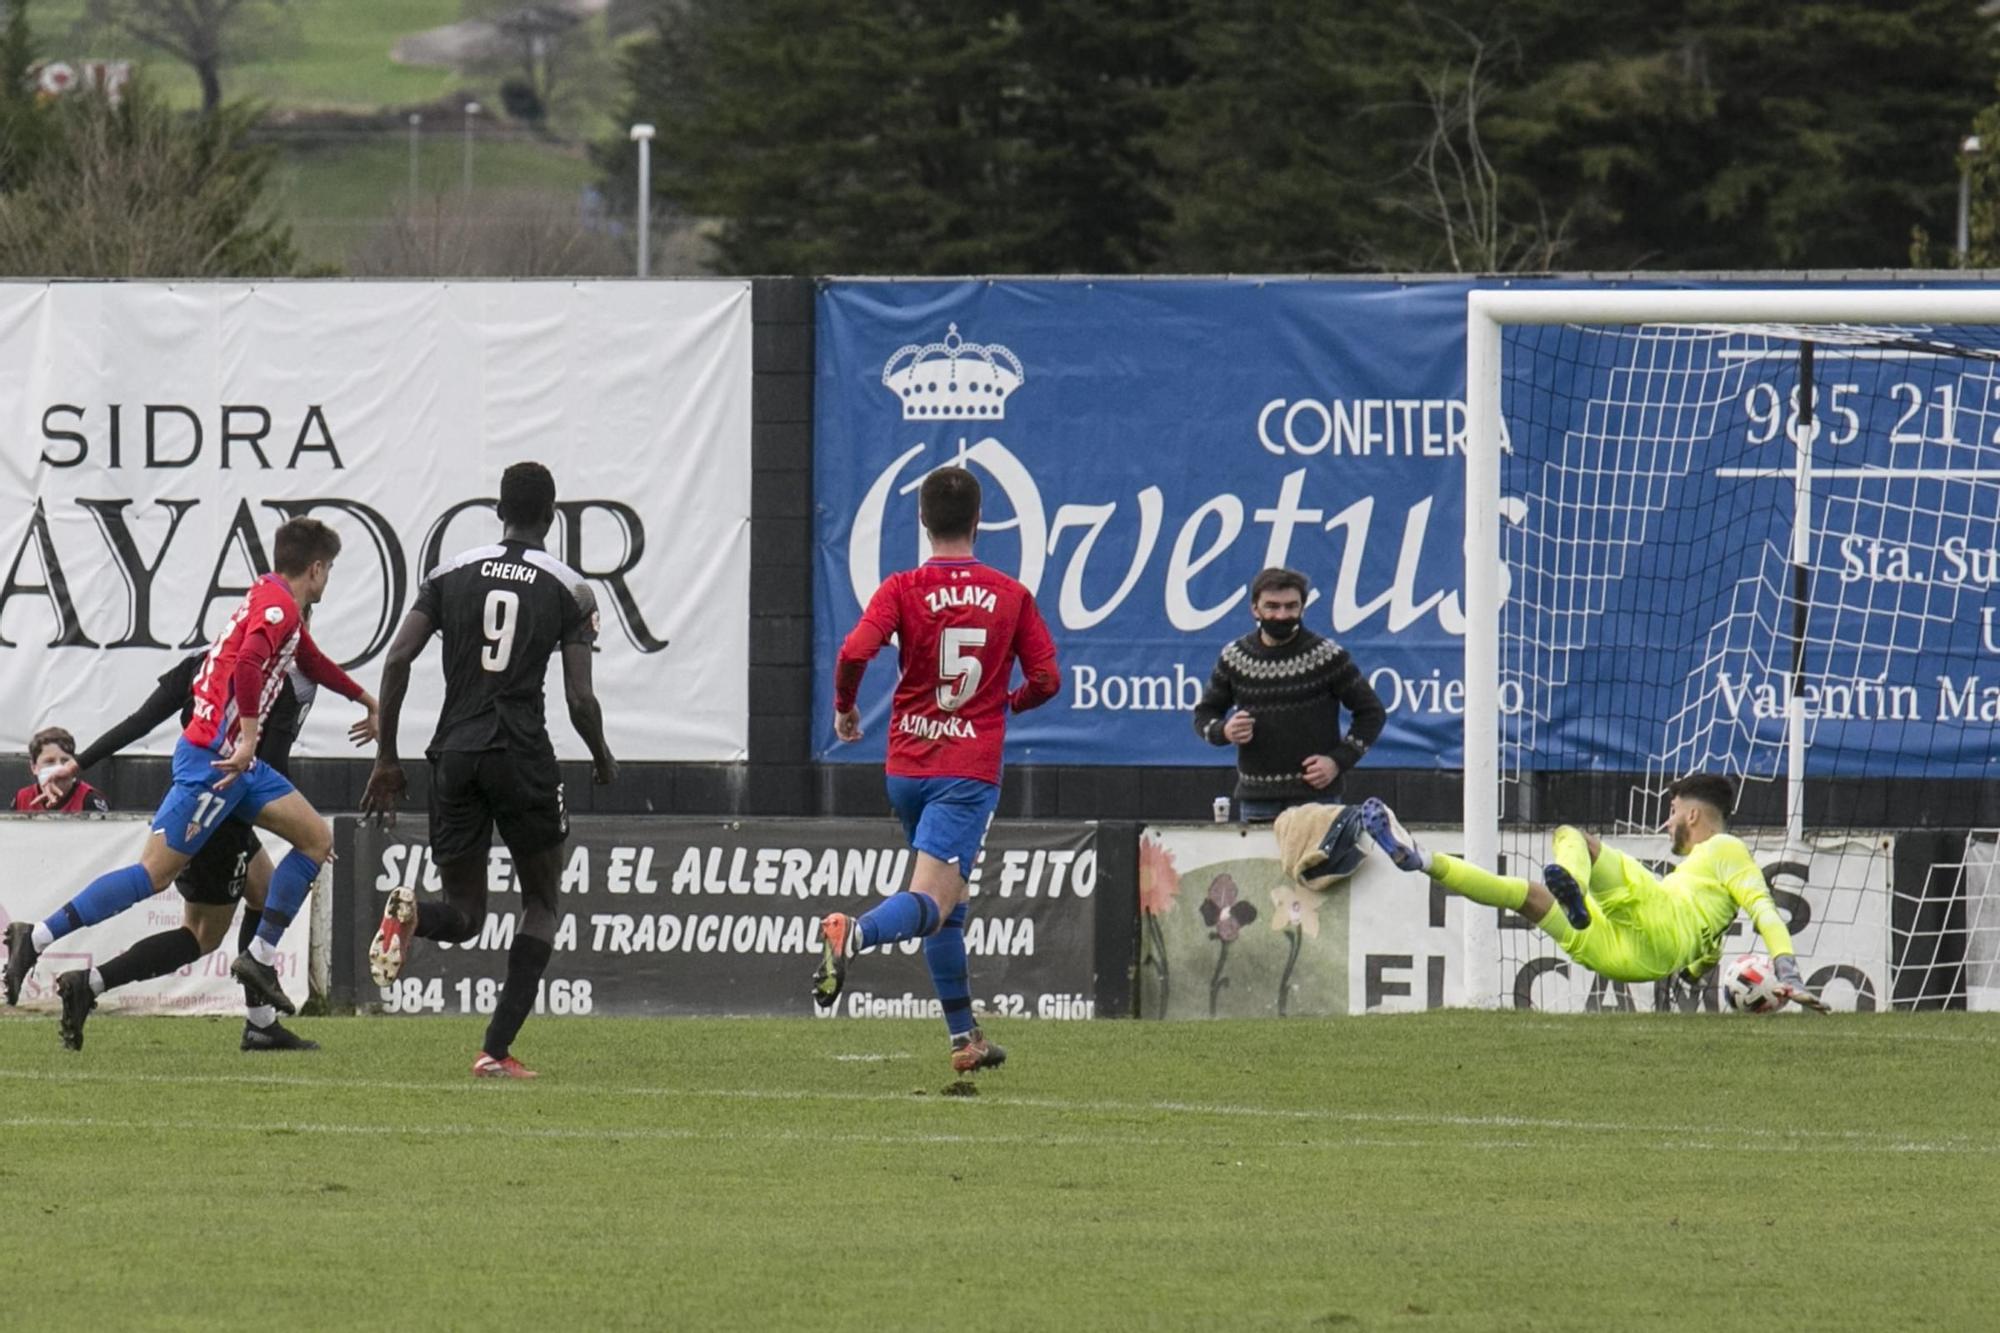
[482,590,520,672]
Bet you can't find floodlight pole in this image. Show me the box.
[463,102,482,195]
[1959,135,1982,264]
[408,113,422,199]
[630,123,657,277]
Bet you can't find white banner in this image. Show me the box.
[1140,822,1889,1015]
[0,816,309,1015]
[1496,832,1891,1014]
[1137,822,1466,1018]
[0,281,751,762]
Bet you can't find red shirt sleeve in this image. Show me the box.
[833,577,902,713]
[233,619,280,722]
[1007,592,1061,714]
[293,627,366,701]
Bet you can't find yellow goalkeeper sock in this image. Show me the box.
[1535,901,1578,949]
[1431,853,1529,912]
[1551,826,1594,890]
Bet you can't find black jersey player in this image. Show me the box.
[361,462,618,1078]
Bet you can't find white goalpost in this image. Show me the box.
[1463,287,2000,1010]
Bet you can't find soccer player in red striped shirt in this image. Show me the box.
[816,467,1061,1073]
[3,519,378,1023]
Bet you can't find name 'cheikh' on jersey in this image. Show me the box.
[185,573,364,752]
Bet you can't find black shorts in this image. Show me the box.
[177,818,261,906]
[427,748,568,867]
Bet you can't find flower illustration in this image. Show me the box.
[1138,836,1181,917]
[1199,874,1257,1017]
[1138,836,1182,1015]
[1268,886,1320,940]
[1269,885,1319,1016]
[1199,873,1258,942]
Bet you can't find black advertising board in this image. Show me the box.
[341,816,1102,1020]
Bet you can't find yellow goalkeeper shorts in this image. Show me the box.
[1560,842,1694,983]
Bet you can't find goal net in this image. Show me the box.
[1465,290,2000,1012]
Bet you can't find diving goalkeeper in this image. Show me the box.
[1357,775,1828,1011]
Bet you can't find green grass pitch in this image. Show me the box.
[2,1010,1995,1331]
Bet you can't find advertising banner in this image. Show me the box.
[816,279,1478,770]
[1138,821,1469,1018]
[0,281,752,762]
[1139,821,1885,1015]
[1494,832,1890,1014]
[816,278,2000,777]
[0,815,309,1015]
[348,815,1100,1020]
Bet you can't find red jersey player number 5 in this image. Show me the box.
[833,559,1059,783]
[819,466,1060,1077]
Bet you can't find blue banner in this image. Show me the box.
[1499,320,2000,781]
[814,279,2000,777]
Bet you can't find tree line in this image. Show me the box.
[5,0,1999,278]
[601,0,2000,275]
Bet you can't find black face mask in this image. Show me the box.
[1258,616,1301,643]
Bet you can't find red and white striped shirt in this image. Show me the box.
[185,575,362,752]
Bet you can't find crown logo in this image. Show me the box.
[881,324,1024,420]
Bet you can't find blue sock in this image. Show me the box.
[42,863,155,941]
[255,850,322,950]
[855,890,940,950]
[925,903,974,1038]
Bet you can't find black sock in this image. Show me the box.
[98,927,204,993]
[482,934,554,1060]
[417,901,473,943]
[236,908,263,1007]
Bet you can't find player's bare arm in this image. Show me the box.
[561,638,617,785]
[361,607,436,822]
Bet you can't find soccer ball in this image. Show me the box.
[1722,953,1788,1014]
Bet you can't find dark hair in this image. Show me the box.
[29,726,76,763]
[1250,567,1309,604]
[498,461,557,528]
[919,467,981,541]
[1667,773,1736,820]
[272,517,342,576]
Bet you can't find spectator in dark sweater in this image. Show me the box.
[1191,568,1386,821]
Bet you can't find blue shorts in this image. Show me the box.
[886,776,1000,880]
[151,735,296,857]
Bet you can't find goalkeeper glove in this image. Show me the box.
[1772,954,1830,1014]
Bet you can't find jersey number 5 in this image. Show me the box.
[482,590,520,672]
[936,626,986,712]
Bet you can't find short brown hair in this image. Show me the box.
[1667,773,1736,820]
[272,517,342,576]
[1250,567,1309,604]
[920,467,981,541]
[29,726,77,762]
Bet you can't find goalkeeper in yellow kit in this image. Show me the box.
[1357,774,1828,1010]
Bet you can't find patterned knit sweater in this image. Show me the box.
[1190,629,1387,801]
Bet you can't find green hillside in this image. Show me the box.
[24,0,630,270]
